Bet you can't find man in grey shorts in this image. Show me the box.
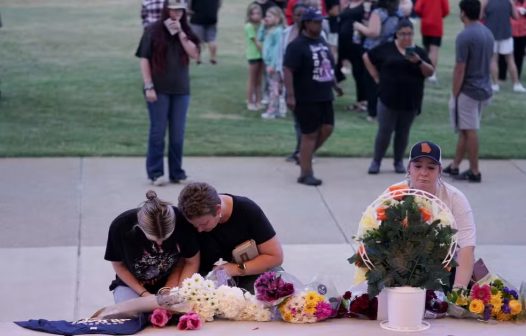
[444,0,494,183]
[189,0,222,64]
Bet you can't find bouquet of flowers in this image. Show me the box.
[254,271,295,306]
[177,273,218,322]
[278,290,333,323]
[348,186,458,297]
[447,278,524,321]
[336,291,378,320]
[215,285,272,321]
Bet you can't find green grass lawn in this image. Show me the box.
[0,0,525,158]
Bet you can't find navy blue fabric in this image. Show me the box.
[14,315,148,335]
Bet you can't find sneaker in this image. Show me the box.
[368,160,381,174]
[443,164,459,176]
[513,83,526,93]
[427,73,438,84]
[394,161,406,174]
[261,96,269,105]
[247,103,258,111]
[261,111,277,119]
[297,174,322,186]
[170,174,187,184]
[366,116,376,123]
[491,84,500,92]
[285,152,299,164]
[453,169,481,182]
[151,176,166,186]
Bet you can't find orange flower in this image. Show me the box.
[420,207,432,222]
[376,207,387,221]
[388,183,409,201]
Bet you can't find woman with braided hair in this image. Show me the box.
[104,190,200,303]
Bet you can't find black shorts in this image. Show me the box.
[422,35,442,48]
[294,101,334,134]
[248,58,263,65]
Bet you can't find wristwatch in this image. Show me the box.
[144,82,154,91]
[237,263,247,275]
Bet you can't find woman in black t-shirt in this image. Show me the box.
[178,182,283,293]
[104,190,200,303]
[136,0,199,186]
[363,18,434,175]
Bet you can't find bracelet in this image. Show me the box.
[139,290,148,297]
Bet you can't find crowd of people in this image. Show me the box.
[103,0,505,305]
[136,0,526,188]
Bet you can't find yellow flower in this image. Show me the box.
[283,312,292,321]
[304,306,316,315]
[455,294,468,306]
[490,295,502,315]
[359,212,379,234]
[509,300,522,315]
[496,311,512,321]
[353,266,367,285]
[469,299,485,315]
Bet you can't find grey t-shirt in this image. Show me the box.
[484,0,512,40]
[456,22,494,101]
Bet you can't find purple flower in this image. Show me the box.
[483,305,492,321]
[315,301,333,321]
[254,272,294,303]
[503,298,510,304]
[503,287,510,295]
[502,302,511,314]
[509,290,518,299]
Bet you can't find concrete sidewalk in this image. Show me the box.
[1,157,525,324]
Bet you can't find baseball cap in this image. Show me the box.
[301,7,324,22]
[167,0,187,10]
[409,141,442,165]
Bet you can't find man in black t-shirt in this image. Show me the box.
[189,0,221,64]
[284,8,343,187]
[178,182,283,293]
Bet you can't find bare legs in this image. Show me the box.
[247,62,263,108]
[299,125,333,178]
[451,129,479,175]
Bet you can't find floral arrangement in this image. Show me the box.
[178,273,218,322]
[215,285,272,321]
[336,291,377,320]
[278,290,333,323]
[254,271,295,305]
[348,186,458,297]
[447,279,524,321]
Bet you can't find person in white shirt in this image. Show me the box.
[389,141,476,290]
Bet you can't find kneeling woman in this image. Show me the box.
[178,182,284,292]
[104,190,200,303]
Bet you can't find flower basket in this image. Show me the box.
[348,187,458,331]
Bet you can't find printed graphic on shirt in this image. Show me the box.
[133,246,178,285]
[310,44,334,82]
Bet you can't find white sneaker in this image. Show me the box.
[151,176,166,186]
[491,84,500,92]
[427,73,438,84]
[261,111,277,119]
[513,83,526,93]
[247,103,258,111]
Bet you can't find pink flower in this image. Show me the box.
[150,308,172,328]
[470,284,491,304]
[314,301,333,321]
[177,311,202,330]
